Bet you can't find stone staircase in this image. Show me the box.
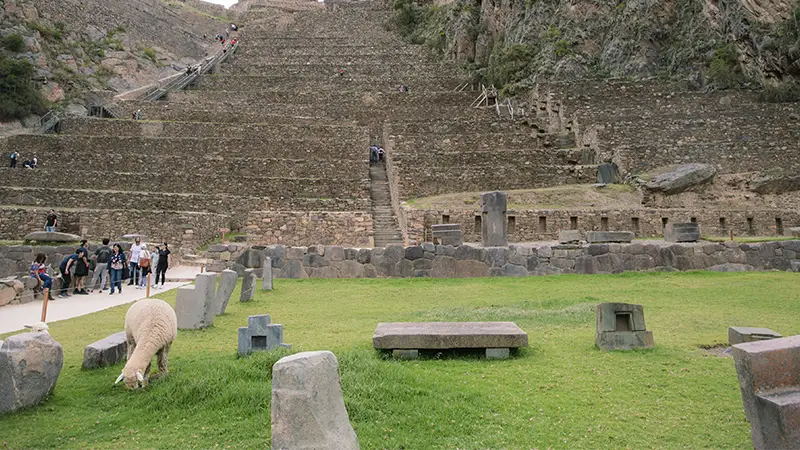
[370,162,403,247]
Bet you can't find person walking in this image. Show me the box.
[137,244,151,289]
[58,251,78,298]
[30,253,54,301]
[9,151,18,168]
[154,242,170,289]
[128,237,143,286]
[108,244,126,295]
[44,210,57,232]
[73,240,90,295]
[90,238,112,292]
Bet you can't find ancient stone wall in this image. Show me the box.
[245,211,373,247]
[203,240,800,279]
[402,208,800,243]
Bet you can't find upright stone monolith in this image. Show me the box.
[481,191,508,247]
[196,272,218,327]
[240,268,256,302]
[214,269,239,315]
[262,256,273,291]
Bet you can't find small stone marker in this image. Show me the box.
[196,272,218,327]
[237,314,291,356]
[373,322,528,359]
[732,335,800,449]
[271,351,359,450]
[240,268,256,302]
[481,191,508,247]
[0,332,64,414]
[728,326,782,346]
[558,230,581,244]
[214,269,239,315]
[585,231,634,243]
[262,256,273,291]
[595,303,654,350]
[432,224,463,246]
[664,223,701,242]
[82,331,127,369]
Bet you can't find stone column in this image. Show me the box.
[262,256,273,291]
[481,191,508,247]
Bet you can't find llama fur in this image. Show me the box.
[23,322,49,333]
[120,298,177,389]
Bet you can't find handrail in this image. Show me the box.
[141,42,239,102]
[36,110,60,134]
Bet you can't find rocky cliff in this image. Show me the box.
[0,0,235,128]
[395,0,799,95]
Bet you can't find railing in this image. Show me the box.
[36,110,60,134]
[142,42,239,102]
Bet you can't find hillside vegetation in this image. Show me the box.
[393,0,800,96]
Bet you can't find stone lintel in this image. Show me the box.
[373,322,528,350]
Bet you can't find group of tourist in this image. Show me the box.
[7,151,38,169]
[131,109,142,121]
[369,145,385,164]
[28,236,172,300]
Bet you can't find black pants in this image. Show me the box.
[155,264,167,285]
[59,268,71,296]
[10,159,16,168]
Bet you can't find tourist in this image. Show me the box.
[378,147,385,162]
[231,23,238,31]
[90,238,112,292]
[131,110,137,120]
[137,244,151,289]
[136,110,142,120]
[58,251,78,297]
[154,242,170,288]
[44,209,57,232]
[9,151,18,168]
[128,237,143,286]
[108,244,126,295]
[73,240,90,295]
[30,253,54,301]
[231,38,237,46]
[370,145,378,164]
[338,68,345,77]
[151,245,160,287]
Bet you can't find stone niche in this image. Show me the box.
[595,303,654,350]
[732,335,800,449]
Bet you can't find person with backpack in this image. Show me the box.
[137,244,151,289]
[73,240,90,295]
[58,251,78,298]
[108,244,127,295]
[10,151,19,168]
[90,238,112,292]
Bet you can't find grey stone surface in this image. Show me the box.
[238,314,291,356]
[733,336,800,449]
[82,331,127,369]
[271,351,359,450]
[392,349,419,359]
[240,269,256,302]
[501,263,528,277]
[431,256,456,278]
[175,285,206,330]
[644,163,717,195]
[481,191,508,247]
[485,348,510,359]
[586,231,635,243]
[262,257,273,291]
[214,269,239,315]
[664,223,701,242]
[0,332,63,414]
[196,272,218,327]
[596,162,620,184]
[749,169,800,194]
[373,322,528,350]
[282,260,308,279]
[558,230,582,244]
[432,224,463,246]
[708,263,755,272]
[22,231,82,242]
[595,303,653,350]
[455,259,490,278]
[729,326,782,346]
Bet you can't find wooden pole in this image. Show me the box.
[730,229,734,241]
[40,288,49,322]
[146,273,151,297]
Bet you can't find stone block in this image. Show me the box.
[373,322,528,350]
[82,331,127,369]
[195,272,218,327]
[431,256,456,278]
[729,327,782,346]
[481,191,508,247]
[356,248,371,264]
[432,224,463,246]
[282,260,308,279]
[455,259,490,278]
[325,246,345,261]
[405,246,424,260]
[595,303,653,350]
[586,231,635,243]
[733,336,800,449]
[344,248,358,260]
[340,260,365,278]
[384,245,405,262]
[708,263,755,272]
[392,349,419,359]
[501,263,528,277]
[208,244,228,252]
[240,269,256,302]
[262,257,273,291]
[664,223,701,243]
[175,285,206,330]
[214,269,239,315]
[285,247,307,260]
[271,351,359,450]
[238,314,291,356]
[486,348,510,359]
[558,230,582,244]
[435,244,455,256]
[484,247,507,267]
[0,332,63,414]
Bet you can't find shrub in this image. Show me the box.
[487,43,534,91]
[392,0,420,37]
[2,34,25,52]
[0,57,47,121]
[27,21,61,41]
[759,81,800,103]
[707,43,746,89]
[143,47,157,64]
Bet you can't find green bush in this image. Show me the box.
[759,81,800,103]
[143,47,157,64]
[2,34,25,52]
[392,0,420,37]
[707,43,746,89]
[487,43,534,92]
[27,21,61,41]
[0,56,46,121]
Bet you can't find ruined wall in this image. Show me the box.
[402,207,800,243]
[244,211,373,247]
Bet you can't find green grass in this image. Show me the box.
[2,272,800,448]
[702,235,797,243]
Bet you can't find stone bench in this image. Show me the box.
[372,322,528,359]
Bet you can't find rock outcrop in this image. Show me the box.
[643,164,717,195]
[749,169,800,194]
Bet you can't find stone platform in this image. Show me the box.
[372,322,528,359]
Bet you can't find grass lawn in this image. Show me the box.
[2,272,799,448]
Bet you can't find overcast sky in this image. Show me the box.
[203,0,238,7]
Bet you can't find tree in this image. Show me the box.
[0,57,46,121]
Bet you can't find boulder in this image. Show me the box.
[749,169,800,194]
[0,332,64,414]
[644,163,717,195]
[23,231,82,243]
[271,351,359,450]
[82,332,127,369]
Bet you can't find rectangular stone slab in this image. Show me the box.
[373,322,528,350]
[729,326,782,346]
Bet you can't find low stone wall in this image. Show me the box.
[245,211,373,247]
[202,240,800,279]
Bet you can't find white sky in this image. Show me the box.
[202,0,238,7]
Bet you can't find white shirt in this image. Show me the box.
[130,244,142,263]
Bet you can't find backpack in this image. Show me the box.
[139,251,151,268]
[96,247,112,263]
